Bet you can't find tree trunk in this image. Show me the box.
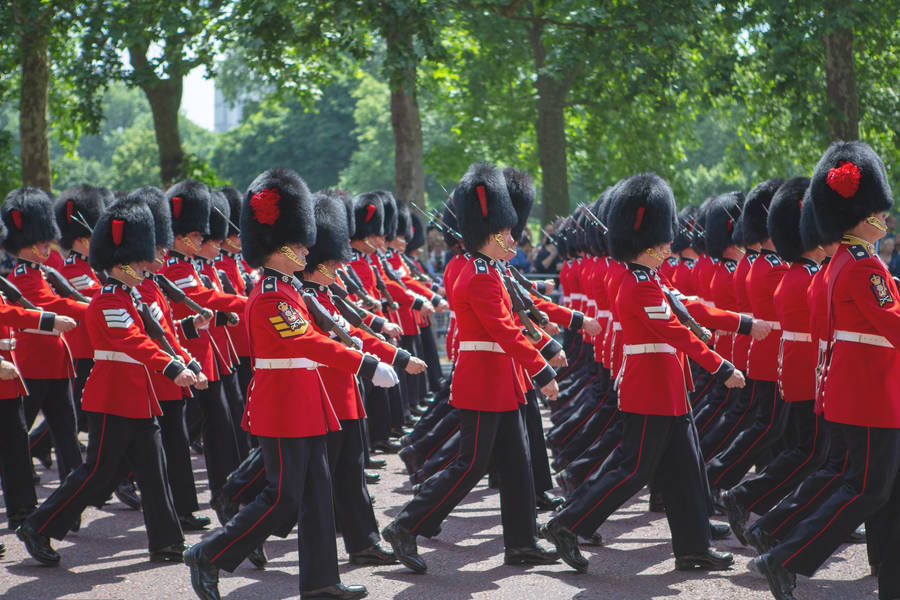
[386,30,426,208]
[528,22,572,224]
[822,24,858,141]
[19,22,51,189]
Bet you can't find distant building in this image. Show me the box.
[214,86,243,133]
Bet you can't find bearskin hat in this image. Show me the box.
[240,168,316,268]
[207,189,230,241]
[123,186,173,250]
[55,185,112,250]
[395,203,413,241]
[304,193,352,272]
[672,204,699,253]
[799,191,826,249]
[607,173,676,262]
[220,186,243,237]
[1,187,61,254]
[808,140,893,241]
[503,168,535,242]
[352,191,385,240]
[320,188,355,240]
[692,197,715,254]
[454,162,517,254]
[767,177,811,262]
[167,180,211,236]
[379,191,399,241]
[705,191,744,259]
[89,200,156,272]
[742,178,784,245]
[407,212,426,252]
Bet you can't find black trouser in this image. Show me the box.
[419,322,443,393]
[410,408,460,460]
[693,381,729,435]
[198,435,339,592]
[220,370,250,460]
[699,380,758,460]
[406,391,452,447]
[220,446,267,506]
[554,412,711,557]
[0,396,37,517]
[327,419,379,554]
[555,392,617,468]
[564,408,623,489]
[72,358,93,432]
[706,380,790,490]
[361,380,392,448]
[395,408,537,548]
[400,334,426,410]
[729,400,829,515]
[522,389,553,494]
[188,380,241,496]
[769,424,900,580]
[25,411,182,551]
[24,378,82,481]
[420,431,461,481]
[158,399,200,516]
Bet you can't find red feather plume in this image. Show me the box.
[633,206,645,231]
[826,161,861,198]
[250,188,281,225]
[365,203,377,223]
[476,185,488,218]
[66,200,74,222]
[171,196,183,218]
[112,218,124,246]
[11,209,22,231]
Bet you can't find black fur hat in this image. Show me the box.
[607,173,676,262]
[692,197,715,254]
[455,162,517,254]
[672,205,699,253]
[379,191,400,241]
[240,168,316,268]
[503,168,535,242]
[352,192,385,240]
[124,186,173,250]
[55,185,112,249]
[799,191,826,249]
[89,200,156,272]
[808,140,893,240]
[220,186,243,237]
[407,212,426,252]
[742,178,784,245]
[395,204,413,241]
[167,180,211,236]
[768,177,811,262]
[1,187,61,254]
[705,192,744,259]
[319,188,355,240]
[304,193,352,272]
[207,189,230,241]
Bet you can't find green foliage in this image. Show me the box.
[338,73,395,193]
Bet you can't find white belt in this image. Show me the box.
[818,339,827,352]
[448,310,455,318]
[255,357,319,370]
[762,320,782,330]
[782,331,812,342]
[612,322,622,331]
[94,350,140,364]
[623,343,676,355]
[597,310,612,319]
[0,338,15,351]
[21,328,60,337]
[585,299,597,308]
[458,341,504,353]
[833,330,893,348]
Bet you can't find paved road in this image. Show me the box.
[1,433,876,600]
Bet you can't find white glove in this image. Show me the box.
[372,362,400,388]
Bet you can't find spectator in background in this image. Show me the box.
[510,232,533,273]
[532,226,563,273]
[878,234,900,277]
[425,226,447,276]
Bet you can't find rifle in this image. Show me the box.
[332,294,385,341]
[300,291,362,350]
[371,264,398,311]
[137,302,178,357]
[217,270,238,296]
[337,269,378,309]
[0,277,38,310]
[410,201,464,243]
[154,274,214,320]
[502,274,542,342]
[577,203,608,233]
[399,253,429,283]
[507,265,551,302]
[661,285,712,343]
[41,265,89,303]
[377,253,406,286]
[199,274,239,325]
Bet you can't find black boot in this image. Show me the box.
[301,582,368,600]
[381,521,426,573]
[722,489,749,545]
[179,514,211,531]
[504,543,559,565]
[674,548,734,571]
[114,479,142,510]
[349,542,397,565]
[16,522,60,565]
[754,553,796,600]
[151,541,189,563]
[184,545,220,600]
[540,520,587,573]
[248,544,268,569]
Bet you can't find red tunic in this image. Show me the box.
[710,259,739,360]
[672,257,698,298]
[747,250,789,382]
[732,252,758,370]
[0,299,54,398]
[58,251,102,359]
[215,252,252,357]
[773,260,818,402]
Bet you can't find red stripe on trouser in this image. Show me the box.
[29,427,49,450]
[771,450,850,536]
[412,412,481,533]
[561,403,603,445]
[439,451,461,472]
[747,412,820,512]
[425,424,460,460]
[692,376,715,408]
[40,415,107,534]
[698,389,730,434]
[571,415,647,530]
[232,467,265,502]
[782,428,870,568]
[558,374,598,410]
[212,438,284,563]
[713,383,777,486]
[707,381,756,460]
[584,441,621,481]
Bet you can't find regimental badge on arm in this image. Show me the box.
[870,273,894,307]
[269,301,308,337]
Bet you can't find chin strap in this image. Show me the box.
[120,264,141,282]
[493,233,512,254]
[316,263,336,281]
[646,247,670,262]
[181,235,200,253]
[31,244,50,260]
[841,233,875,254]
[279,245,306,269]
[866,215,888,232]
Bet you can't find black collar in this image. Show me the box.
[473,252,495,265]
[69,250,87,261]
[760,248,777,256]
[300,280,328,293]
[627,262,654,273]
[168,250,190,261]
[796,257,818,267]
[261,267,293,283]
[106,277,133,294]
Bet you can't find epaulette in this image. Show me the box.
[848,245,870,261]
[261,276,278,293]
[724,260,737,273]
[765,253,783,266]
[14,264,26,276]
[65,255,76,265]
[166,256,179,266]
[632,269,650,282]
[804,264,820,275]
[213,255,223,263]
[747,253,759,264]
[666,256,678,266]
[101,284,116,294]
[473,258,489,274]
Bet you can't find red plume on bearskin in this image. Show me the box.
[11,210,22,231]
[171,196,183,218]
[476,185,488,218]
[250,188,281,225]
[112,219,124,246]
[633,206,645,231]
[66,200,74,222]
[826,161,861,199]
[365,203,376,223]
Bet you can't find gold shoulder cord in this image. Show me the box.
[840,234,874,255]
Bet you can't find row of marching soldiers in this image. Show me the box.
[536,140,900,600]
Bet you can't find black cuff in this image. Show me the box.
[370,316,386,333]
[357,354,379,380]
[186,360,202,375]
[536,282,547,294]
[214,311,228,326]
[532,364,556,388]
[737,315,753,336]
[39,312,57,331]
[411,297,424,311]
[539,337,562,361]
[568,311,584,331]
[163,359,186,381]
[392,348,411,370]
[181,317,199,339]
[431,283,440,293]
[430,295,441,308]
[713,360,736,383]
